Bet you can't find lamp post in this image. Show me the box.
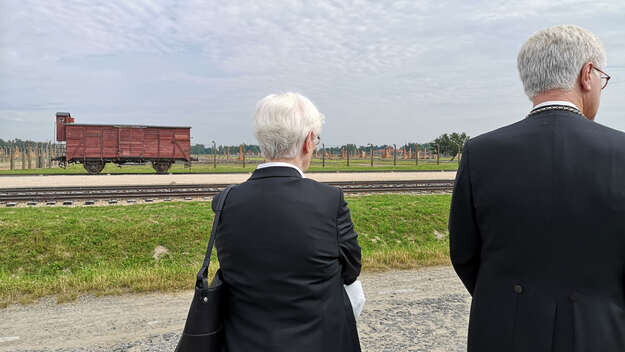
[322,144,325,168]
[368,143,373,167]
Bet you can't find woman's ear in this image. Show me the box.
[302,131,313,154]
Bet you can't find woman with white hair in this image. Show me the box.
[213,92,362,352]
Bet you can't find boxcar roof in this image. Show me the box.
[65,123,191,129]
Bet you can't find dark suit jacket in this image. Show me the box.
[449,107,625,352]
[213,166,362,352]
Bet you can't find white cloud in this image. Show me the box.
[0,0,624,145]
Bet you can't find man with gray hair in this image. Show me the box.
[449,25,623,351]
[212,92,362,352]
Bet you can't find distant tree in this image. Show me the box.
[190,144,207,154]
[0,138,50,151]
[432,132,469,160]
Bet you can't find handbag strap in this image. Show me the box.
[196,184,235,290]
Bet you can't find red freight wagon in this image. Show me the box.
[54,112,191,174]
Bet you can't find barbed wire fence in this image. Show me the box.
[0,142,66,171]
[0,141,459,171]
[190,143,458,169]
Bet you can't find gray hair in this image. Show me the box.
[254,92,325,160]
[517,25,607,99]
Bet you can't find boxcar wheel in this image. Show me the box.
[84,161,105,175]
[152,161,172,174]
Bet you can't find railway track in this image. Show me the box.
[0,180,454,206]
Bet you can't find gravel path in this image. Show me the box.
[0,171,456,189]
[0,266,470,352]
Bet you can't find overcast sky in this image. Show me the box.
[1,0,624,146]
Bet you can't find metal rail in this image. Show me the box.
[0,180,454,204]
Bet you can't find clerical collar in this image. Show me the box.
[527,100,584,119]
[532,100,580,111]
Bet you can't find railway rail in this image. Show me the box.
[0,180,455,206]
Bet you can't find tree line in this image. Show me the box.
[0,138,52,150]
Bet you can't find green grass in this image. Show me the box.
[0,158,458,175]
[0,194,451,306]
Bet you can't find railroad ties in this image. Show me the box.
[0,180,455,206]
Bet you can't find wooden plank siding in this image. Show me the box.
[63,125,190,163]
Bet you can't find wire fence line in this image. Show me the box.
[0,142,459,171]
[0,143,64,171]
[192,143,458,169]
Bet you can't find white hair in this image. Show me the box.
[254,92,325,160]
[517,25,607,99]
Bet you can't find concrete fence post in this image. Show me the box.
[241,144,246,168]
[393,144,397,167]
[10,144,15,170]
[436,144,440,165]
[21,146,26,169]
[53,144,57,167]
[47,142,52,168]
[415,146,419,166]
[36,145,42,168]
[28,147,32,169]
[212,141,216,169]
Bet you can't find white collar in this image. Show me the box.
[533,100,580,111]
[256,162,305,178]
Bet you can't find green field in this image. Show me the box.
[0,158,458,175]
[0,194,451,306]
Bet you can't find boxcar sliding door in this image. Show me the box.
[118,127,145,159]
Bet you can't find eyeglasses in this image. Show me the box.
[593,66,611,90]
[313,135,321,145]
[312,133,321,146]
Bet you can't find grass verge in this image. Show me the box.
[0,194,451,307]
[0,159,458,175]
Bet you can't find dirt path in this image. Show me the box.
[0,266,470,352]
[0,171,456,189]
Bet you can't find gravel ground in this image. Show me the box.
[0,171,457,189]
[0,266,470,352]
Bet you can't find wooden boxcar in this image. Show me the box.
[55,112,191,174]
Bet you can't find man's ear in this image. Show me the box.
[579,62,594,92]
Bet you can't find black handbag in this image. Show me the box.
[175,185,235,352]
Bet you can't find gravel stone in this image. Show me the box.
[0,266,470,352]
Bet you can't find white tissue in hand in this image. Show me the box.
[344,280,365,319]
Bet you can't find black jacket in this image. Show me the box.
[449,108,625,352]
[213,166,362,352]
